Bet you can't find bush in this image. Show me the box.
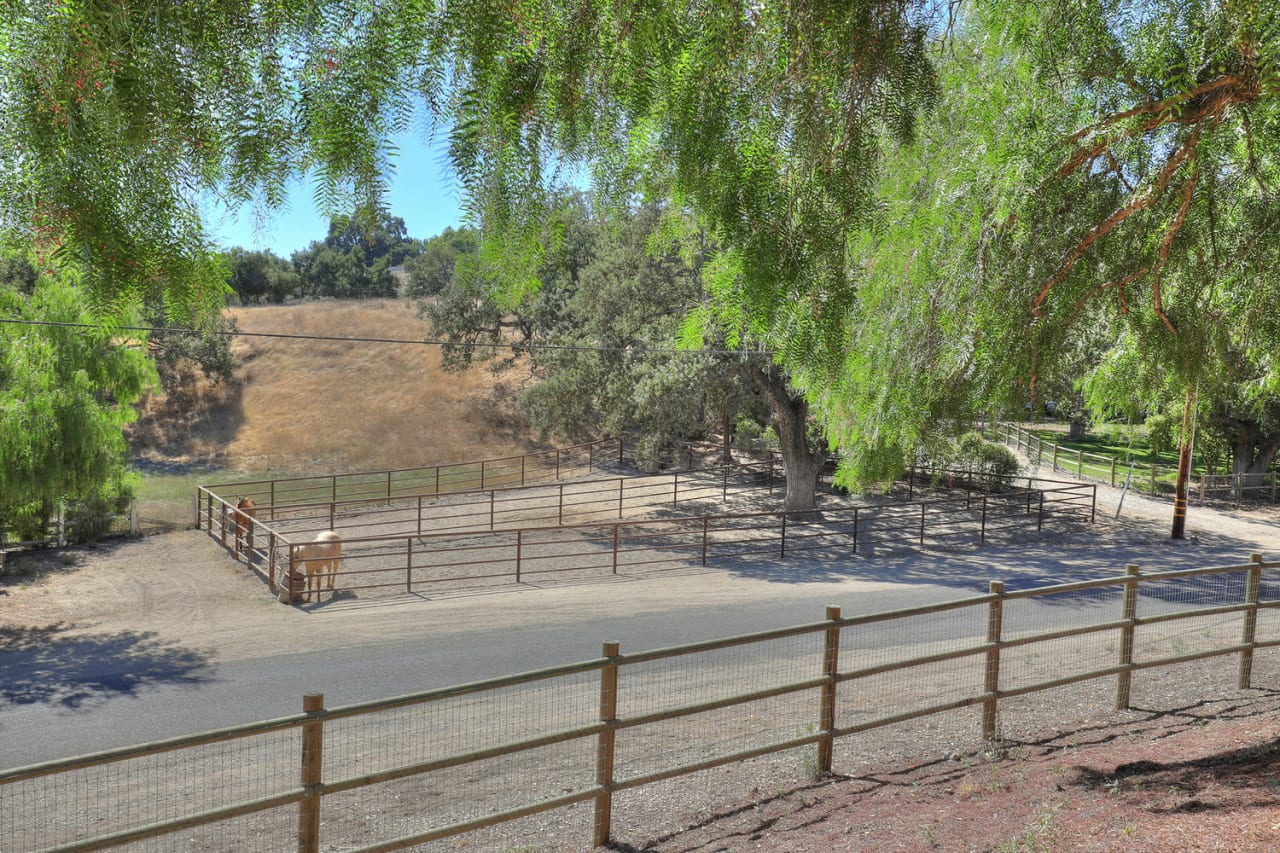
[1145,413,1176,457]
[953,431,1020,490]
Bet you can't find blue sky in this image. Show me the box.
[203,131,467,258]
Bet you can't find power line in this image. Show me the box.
[0,317,773,358]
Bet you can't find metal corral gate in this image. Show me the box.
[200,456,1096,604]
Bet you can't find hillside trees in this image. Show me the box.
[12,1,1280,527]
[427,201,786,481]
[405,227,479,298]
[226,248,301,304]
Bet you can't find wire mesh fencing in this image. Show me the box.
[7,554,1276,852]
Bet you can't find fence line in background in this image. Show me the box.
[200,437,621,510]
[0,498,185,557]
[993,421,1280,504]
[4,554,1275,852]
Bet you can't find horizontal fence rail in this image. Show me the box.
[201,438,624,510]
[4,554,1276,852]
[204,472,1095,603]
[994,421,1280,505]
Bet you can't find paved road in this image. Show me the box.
[2,521,1259,771]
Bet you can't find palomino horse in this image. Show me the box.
[295,531,343,602]
[233,496,257,556]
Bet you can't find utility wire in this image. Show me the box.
[0,317,773,358]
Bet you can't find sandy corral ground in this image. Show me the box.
[3,473,1280,851]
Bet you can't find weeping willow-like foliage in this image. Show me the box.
[0,275,157,532]
[0,0,445,317]
[830,0,1280,486]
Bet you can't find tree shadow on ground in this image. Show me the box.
[0,623,214,709]
[713,518,1275,599]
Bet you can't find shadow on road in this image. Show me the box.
[0,623,214,709]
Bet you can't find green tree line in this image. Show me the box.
[4,1,1280,534]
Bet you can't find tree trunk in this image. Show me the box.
[742,363,824,511]
[1171,387,1196,540]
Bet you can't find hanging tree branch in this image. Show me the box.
[1031,122,1204,318]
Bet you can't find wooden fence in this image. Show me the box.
[995,421,1280,504]
[4,554,1276,852]
[0,498,183,560]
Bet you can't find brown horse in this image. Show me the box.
[233,496,257,556]
[295,531,342,602]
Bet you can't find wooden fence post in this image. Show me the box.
[1239,553,1264,689]
[129,499,140,536]
[673,472,679,507]
[481,460,487,491]
[1110,457,1117,488]
[982,581,1005,742]
[1116,564,1141,709]
[1076,448,1083,477]
[328,502,336,531]
[817,605,842,775]
[701,518,709,566]
[594,642,620,847]
[298,693,325,853]
[1052,444,1059,472]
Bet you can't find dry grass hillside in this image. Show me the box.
[128,299,536,474]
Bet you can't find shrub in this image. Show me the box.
[953,431,1021,490]
[1145,413,1176,457]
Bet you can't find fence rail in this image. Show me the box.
[0,499,181,559]
[5,554,1276,852]
[205,471,1095,603]
[993,421,1280,504]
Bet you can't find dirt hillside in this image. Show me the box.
[128,299,536,473]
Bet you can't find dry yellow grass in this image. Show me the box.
[131,299,535,474]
